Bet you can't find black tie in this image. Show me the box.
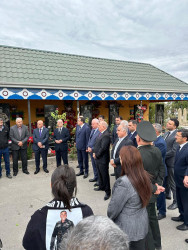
[165,132,170,140]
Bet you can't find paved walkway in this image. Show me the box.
[0,159,187,249]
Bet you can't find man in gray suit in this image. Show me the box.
[110,120,133,179]
[164,118,179,210]
[10,117,29,176]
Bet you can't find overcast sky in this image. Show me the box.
[0,0,188,83]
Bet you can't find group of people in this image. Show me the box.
[1,114,188,249]
[0,117,70,178]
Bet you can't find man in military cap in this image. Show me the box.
[136,121,165,250]
[50,211,74,250]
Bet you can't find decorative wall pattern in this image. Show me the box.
[0,88,187,101]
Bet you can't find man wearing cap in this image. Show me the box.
[136,121,165,250]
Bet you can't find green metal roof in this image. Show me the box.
[0,45,188,93]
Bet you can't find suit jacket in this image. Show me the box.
[75,124,90,151]
[10,125,29,150]
[32,127,49,151]
[87,129,100,150]
[93,130,111,164]
[112,125,118,144]
[164,130,178,168]
[111,136,133,167]
[174,143,188,188]
[53,127,70,151]
[154,135,167,176]
[128,131,138,147]
[138,145,165,203]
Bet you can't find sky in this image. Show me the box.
[0,0,188,83]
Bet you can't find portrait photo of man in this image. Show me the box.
[50,211,74,250]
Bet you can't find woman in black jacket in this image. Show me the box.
[23,165,93,250]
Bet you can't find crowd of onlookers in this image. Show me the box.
[0,115,188,249]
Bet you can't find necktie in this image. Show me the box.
[59,128,62,133]
[113,139,121,159]
[18,127,22,137]
[90,129,95,139]
[165,131,170,140]
[39,129,42,137]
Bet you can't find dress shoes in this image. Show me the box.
[23,170,30,175]
[34,169,40,175]
[94,187,102,191]
[171,216,184,222]
[6,174,12,179]
[13,172,18,176]
[167,202,178,210]
[176,223,188,231]
[110,173,115,176]
[157,214,166,220]
[43,169,49,173]
[104,193,111,201]
[83,173,88,179]
[89,178,97,182]
[94,182,99,187]
[76,172,84,176]
[185,239,188,243]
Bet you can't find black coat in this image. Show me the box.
[93,130,111,164]
[53,127,70,151]
[111,136,133,166]
[174,143,188,188]
[138,145,165,203]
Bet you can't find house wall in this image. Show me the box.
[0,99,149,127]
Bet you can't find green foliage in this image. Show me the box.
[27,142,33,160]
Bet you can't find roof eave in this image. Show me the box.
[0,81,188,93]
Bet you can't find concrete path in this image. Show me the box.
[0,159,187,250]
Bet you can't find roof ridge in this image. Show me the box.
[0,44,150,66]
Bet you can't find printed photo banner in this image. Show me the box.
[0,88,187,101]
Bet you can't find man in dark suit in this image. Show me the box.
[54,119,70,167]
[153,123,167,220]
[93,121,111,201]
[110,120,133,179]
[111,116,122,145]
[128,120,138,147]
[164,118,179,210]
[137,121,165,250]
[171,129,188,231]
[87,118,100,182]
[10,117,29,176]
[33,120,49,174]
[75,117,90,179]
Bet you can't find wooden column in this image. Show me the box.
[77,100,80,118]
[27,99,32,136]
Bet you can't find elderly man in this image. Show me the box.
[86,118,100,182]
[93,121,111,200]
[128,120,138,147]
[66,216,129,250]
[110,120,133,179]
[171,129,188,231]
[53,119,70,167]
[0,118,12,179]
[33,120,49,174]
[75,117,90,178]
[136,121,165,250]
[153,123,167,220]
[10,117,29,176]
[164,118,179,210]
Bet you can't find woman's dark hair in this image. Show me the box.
[51,165,77,211]
[120,146,152,207]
